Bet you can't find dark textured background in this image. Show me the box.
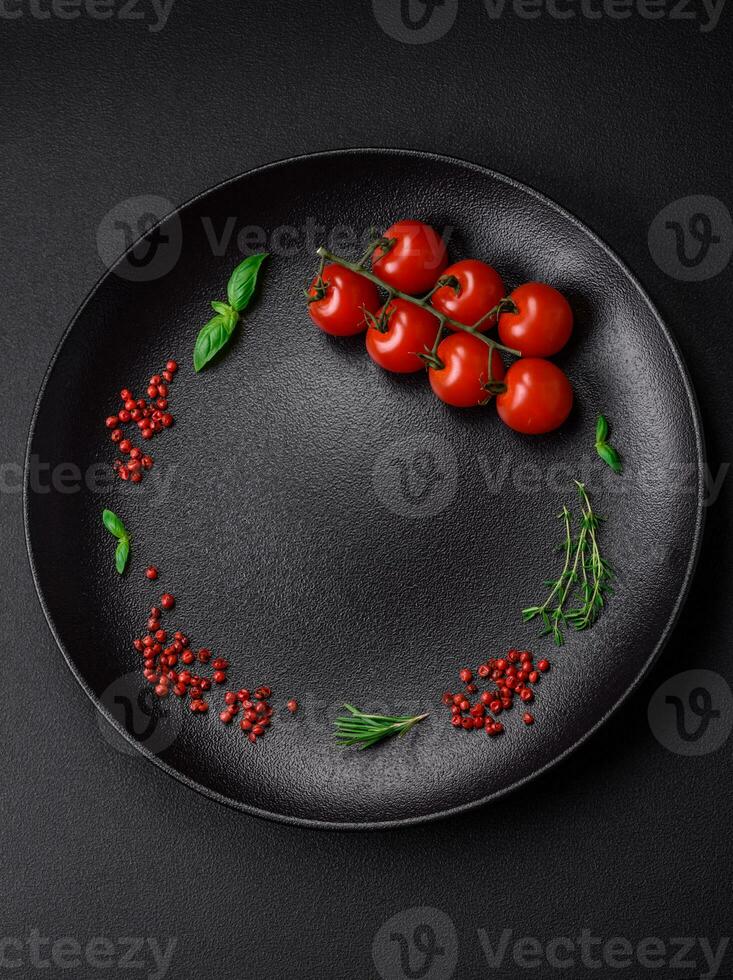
[1,2,731,978]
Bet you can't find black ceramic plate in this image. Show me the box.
[25,150,704,828]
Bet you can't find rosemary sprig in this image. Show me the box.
[334,704,428,750]
[522,482,614,646]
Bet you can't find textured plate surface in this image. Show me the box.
[25,149,704,828]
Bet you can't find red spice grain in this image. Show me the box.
[441,648,547,737]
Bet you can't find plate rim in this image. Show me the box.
[23,147,707,830]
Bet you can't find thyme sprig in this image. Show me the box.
[522,482,614,646]
[334,704,428,750]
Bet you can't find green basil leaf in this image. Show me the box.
[211,300,235,317]
[226,253,269,313]
[193,310,239,372]
[115,536,130,575]
[102,509,127,540]
[597,442,623,474]
[595,415,609,444]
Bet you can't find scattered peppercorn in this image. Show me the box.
[132,594,275,745]
[103,358,178,483]
[441,650,548,737]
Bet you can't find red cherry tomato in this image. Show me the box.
[498,282,573,357]
[496,358,573,434]
[366,299,440,374]
[430,259,505,330]
[372,220,448,295]
[307,264,380,336]
[428,332,506,408]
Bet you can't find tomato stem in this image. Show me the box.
[315,246,522,358]
[473,296,519,331]
[421,276,457,302]
[483,346,507,396]
[418,316,447,370]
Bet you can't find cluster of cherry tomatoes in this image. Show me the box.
[307,220,576,434]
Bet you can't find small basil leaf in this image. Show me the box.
[211,300,235,317]
[595,415,609,444]
[102,509,127,540]
[115,536,130,575]
[597,442,623,474]
[226,253,269,313]
[193,310,239,373]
